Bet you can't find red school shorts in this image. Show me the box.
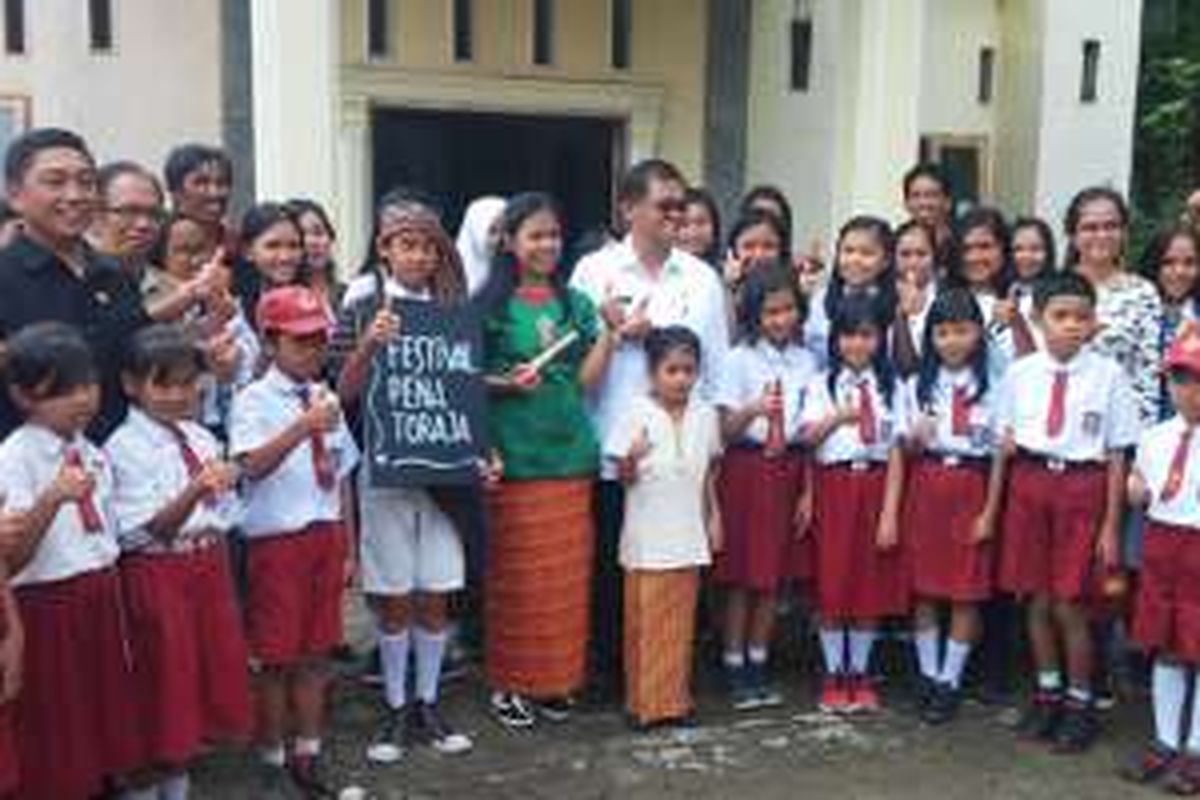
[999,458,1107,601]
[246,522,347,668]
[1132,521,1200,663]
[715,447,811,591]
[121,541,252,765]
[903,456,994,603]
[13,568,141,800]
[812,463,910,621]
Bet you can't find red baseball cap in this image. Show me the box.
[1164,321,1200,376]
[256,286,331,338]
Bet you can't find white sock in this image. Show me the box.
[723,649,745,669]
[1185,670,1200,753]
[161,773,190,800]
[819,628,846,675]
[260,743,286,767]
[120,787,158,800]
[1155,661,1187,751]
[848,629,877,676]
[939,639,972,689]
[380,629,411,710]
[294,737,321,757]
[747,646,768,666]
[914,628,940,679]
[414,627,448,704]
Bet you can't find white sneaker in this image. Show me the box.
[490,691,537,730]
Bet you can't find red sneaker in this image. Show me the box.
[819,675,850,713]
[848,675,881,713]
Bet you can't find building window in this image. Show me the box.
[452,0,473,62]
[610,0,630,70]
[4,0,24,55]
[790,16,813,92]
[89,0,114,52]
[368,0,389,58]
[532,0,553,66]
[1081,39,1101,103]
[977,46,995,105]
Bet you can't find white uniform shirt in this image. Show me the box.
[0,425,120,586]
[715,339,818,445]
[902,368,997,457]
[801,368,904,464]
[105,407,241,551]
[571,237,730,478]
[229,366,359,538]
[997,348,1140,462]
[1135,415,1200,529]
[803,284,831,369]
[604,395,722,570]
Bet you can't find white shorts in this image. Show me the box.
[358,484,465,596]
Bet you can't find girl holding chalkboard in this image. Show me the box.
[482,193,620,730]
[336,194,475,763]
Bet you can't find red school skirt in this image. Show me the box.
[998,455,1107,601]
[812,463,910,621]
[121,538,252,766]
[1132,521,1200,663]
[13,567,141,800]
[0,703,15,799]
[715,446,812,591]
[246,522,347,668]
[903,455,994,603]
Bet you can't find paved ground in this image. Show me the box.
[192,658,1163,800]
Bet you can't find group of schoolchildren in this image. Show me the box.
[0,120,1197,800]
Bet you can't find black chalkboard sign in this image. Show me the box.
[364,298,488,486]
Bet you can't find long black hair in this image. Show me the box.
[484,192,580,326]
[739,184,794,247]
[825,215,897,328]
[1062,186,1130,269]
[826,292,896,409]
[233,202,309,326]
[727,208,791,265]
[947,206,1013,297]
[1140,224,1200,306]
[915,287,989,411]
[736,259,807,345]
[1011,216,1057,283]
[683,187,722,265]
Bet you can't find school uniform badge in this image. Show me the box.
[1082,411,1103,437]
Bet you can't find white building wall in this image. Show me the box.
[745,0,842,254]
[919,0,998,139]
[1031,0,1143,233]
[0,0,221,168]
[993,0,1045,215]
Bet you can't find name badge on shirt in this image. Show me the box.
[1082,411,1103,437]
[968,424,992,450]
[879,419,893,442]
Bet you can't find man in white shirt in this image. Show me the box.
[569,158,730,695]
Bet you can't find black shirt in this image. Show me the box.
[0,235,151,441]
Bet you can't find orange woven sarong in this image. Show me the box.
[623,567,699,725]
[485,479,594,697]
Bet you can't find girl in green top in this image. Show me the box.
[483,193,619,729]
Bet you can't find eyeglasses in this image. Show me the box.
[104,205,166,224]
[653,198,686,214]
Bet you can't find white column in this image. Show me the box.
[250,0,338,206]
[832,0,926,223]
[333,95,372,279]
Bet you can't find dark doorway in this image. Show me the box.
[372,108,624,259]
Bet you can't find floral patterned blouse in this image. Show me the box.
[1089,270,1162,426]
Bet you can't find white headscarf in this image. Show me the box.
[456,196,506,296]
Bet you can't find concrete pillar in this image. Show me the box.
[249,0,338,208]
[221,0,255,215]
[334,94,372,278]
[703,0,752,216]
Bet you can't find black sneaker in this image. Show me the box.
[913,675,937,715]
[409,700,473,755]
[728,664,758,711]
[365,706,407,765]
[490,691,537,730]
[288,754,336,799]
[746,662,783,709]
[256,763,300,800]
[1051,698,1099,754]
[535,696,574,723]
[1015,691,1062,742]
[921,682,962,726]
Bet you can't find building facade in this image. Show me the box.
[0,0,1144,268]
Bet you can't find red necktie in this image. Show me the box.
[1161,425,1194,502]
[858,381,878,445]
[64,447,103,533]
[1046,370,1068,438]
[167,422,219,507]
[951,385,971,437]
[296,386,337,491]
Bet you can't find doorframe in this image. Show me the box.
[334,66,663,270]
